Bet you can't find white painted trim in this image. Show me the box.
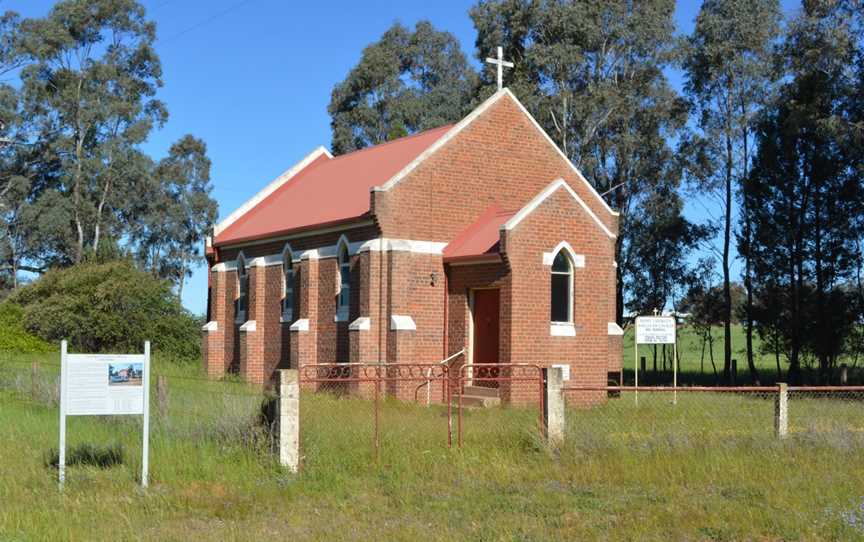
[201,321,218,332]
[608,322,625,336]
[216,220,374,250]
[372,88,617,221]
[212,262,235,272]
[552,363,571,381]
[375,239,448,254]
[239,320,257,332]
[289,318,309,332]
[349,316,371,331]
[211,238,450,272]
[550,323,576,337]
[542,241,585,268]
[214,146,332,237]
[250,254,281,267]
[390,314,416,331]
[503,178,615,239]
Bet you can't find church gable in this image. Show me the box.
[371,89,617,242]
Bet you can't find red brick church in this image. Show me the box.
[202,88,623,401]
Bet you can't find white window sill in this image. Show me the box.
[550,322,576,337]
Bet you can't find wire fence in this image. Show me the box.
[3,354,863,476]
[562,385,864,450]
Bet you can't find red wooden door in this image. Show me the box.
[472,289,500,365]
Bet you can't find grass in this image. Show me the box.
[2,353,864,540]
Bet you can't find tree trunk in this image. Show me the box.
[177,251,189,299]
[741,107,760,385]
[722,116,733,383]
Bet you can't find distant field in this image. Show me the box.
[1,354,863,541]
[622,323,862,385]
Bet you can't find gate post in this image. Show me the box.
[774,383,788,439]
[277,369,300,471]
[543,367,565,447]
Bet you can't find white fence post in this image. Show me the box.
[545,366,565,447]
[278,369,300,472]
[774,383,788,439]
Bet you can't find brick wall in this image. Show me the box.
[373,93,617,242]
[503,187,617,403]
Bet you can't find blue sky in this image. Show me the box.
[14,0,801,314]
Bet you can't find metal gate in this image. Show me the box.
[297,362,545,454]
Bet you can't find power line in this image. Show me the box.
[158,0,258,44]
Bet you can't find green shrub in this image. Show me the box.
[8,261,201,359]
[0,302,54,353]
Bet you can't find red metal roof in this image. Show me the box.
[215,125,453,246]
[443,205,515,262]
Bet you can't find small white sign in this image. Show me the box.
[59,341,150,488]
[635,316,676,344]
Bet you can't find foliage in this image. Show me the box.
[471,0,691,323]
[744,0,864,382]
[7,260,202,359]
[128,135,217,298]
[0,0,217,294]
[328,21,477,155]
[0,301,53,352]
[682,0,782,381]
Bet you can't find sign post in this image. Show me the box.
[58,340,151,489]
[634,316,677,405]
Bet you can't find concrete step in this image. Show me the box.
[462,385,500,398]
[453,394,501,408]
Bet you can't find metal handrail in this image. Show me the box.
[414,348,466,405]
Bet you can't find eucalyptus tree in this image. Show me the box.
[130,135,216,298]
[682,0,781,383]
[16,0,167,263]
[472,0,688,323]
[328,21,477,155]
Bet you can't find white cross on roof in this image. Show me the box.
[485,46,514,91]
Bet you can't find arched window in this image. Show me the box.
[336,239,350,320]
[550,250,573,323]
[282,245,294,320]
[236,252,248,322]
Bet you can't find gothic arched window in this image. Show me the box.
[282,245,294,320]
[550,249,573,323]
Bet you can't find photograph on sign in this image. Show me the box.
[109,363,143,386]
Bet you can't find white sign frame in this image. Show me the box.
[59,340,150,488]
[633,316,678,404]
